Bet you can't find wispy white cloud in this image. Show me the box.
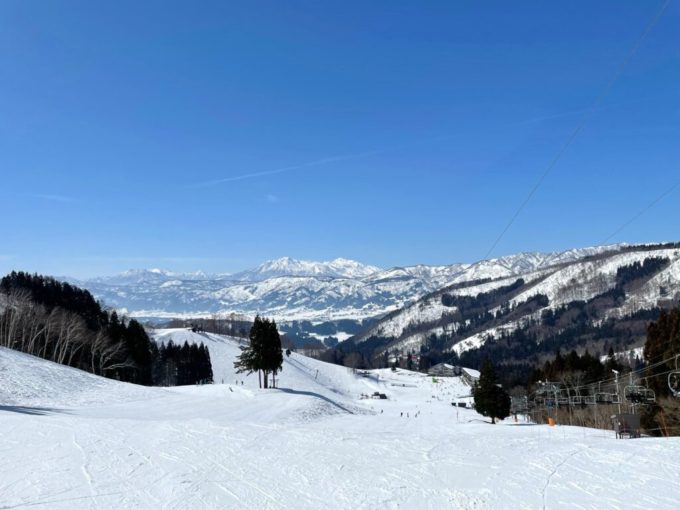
[266,194,279,203]
[189,150,381,189]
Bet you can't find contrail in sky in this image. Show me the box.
[189,150,382,188]
[187,99,650,190]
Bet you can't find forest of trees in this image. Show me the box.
[166,315,251,339]
[152,340,213,386]
[530,348,625,385]
[0,272,212,387]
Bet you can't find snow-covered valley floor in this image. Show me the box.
[1,330,679,509]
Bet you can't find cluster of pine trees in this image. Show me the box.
[234,315,283,388]
[152,341,213,386]
[0,271,212,387]
[530,349,625,388]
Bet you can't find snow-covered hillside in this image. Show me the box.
[2,335,679,509]
[354,244,680,356]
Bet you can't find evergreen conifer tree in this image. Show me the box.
[234,316,283,389]
[264,319,283,388]
[473,357,511,424]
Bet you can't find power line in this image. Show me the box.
[602,181,679,244]
[484,0,671,260]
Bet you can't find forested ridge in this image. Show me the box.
[331,255,678,387]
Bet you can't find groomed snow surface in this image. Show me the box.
[1,330,679,509]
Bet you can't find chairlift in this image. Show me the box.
[624,385,646,404]
[669,372,680,398]
[557,391,569,406]
[569,395,583,406]
[641,388,655,403]
[669,355,680,398]
[595,392,613,404]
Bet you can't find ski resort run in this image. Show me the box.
[1,329,679,509]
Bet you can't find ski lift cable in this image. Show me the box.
[483,0,671,259]
[567,353,680,390]
[602,181,679,244]
[527,354,680,398]
[525,347,677,398]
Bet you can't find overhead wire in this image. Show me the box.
[483,0,671,260]
[527,353,680,398]
[601,181,679,244]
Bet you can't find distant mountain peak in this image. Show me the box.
[122,268,171,276]
[233,257,381,281]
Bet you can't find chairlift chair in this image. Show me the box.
[557,392,570,406]
[624,385,646,404]
[669,372,680,398]
[595,392,613,404]
[641,388,656,404]
[569,395,583,406]
[669,355,680,398]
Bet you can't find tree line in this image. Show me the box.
[152,340,213,386]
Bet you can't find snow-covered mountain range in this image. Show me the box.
[74,245,623,324]
[351,243,680,361]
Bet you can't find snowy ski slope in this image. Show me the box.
[1,331,679,509]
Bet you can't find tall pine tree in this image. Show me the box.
[473,357,511,424]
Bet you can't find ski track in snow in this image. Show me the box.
[2,332,680,509]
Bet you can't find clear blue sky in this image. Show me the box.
[1,1,678,278]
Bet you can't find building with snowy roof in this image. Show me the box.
[427,363,460,377]
[461,367,480,386]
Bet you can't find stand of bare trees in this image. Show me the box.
[0,287,138,379]
[1,272,216,387]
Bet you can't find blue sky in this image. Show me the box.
[1,1,678,278]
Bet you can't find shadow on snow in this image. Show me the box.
[0,405,69,416]
[276,387,355,415]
